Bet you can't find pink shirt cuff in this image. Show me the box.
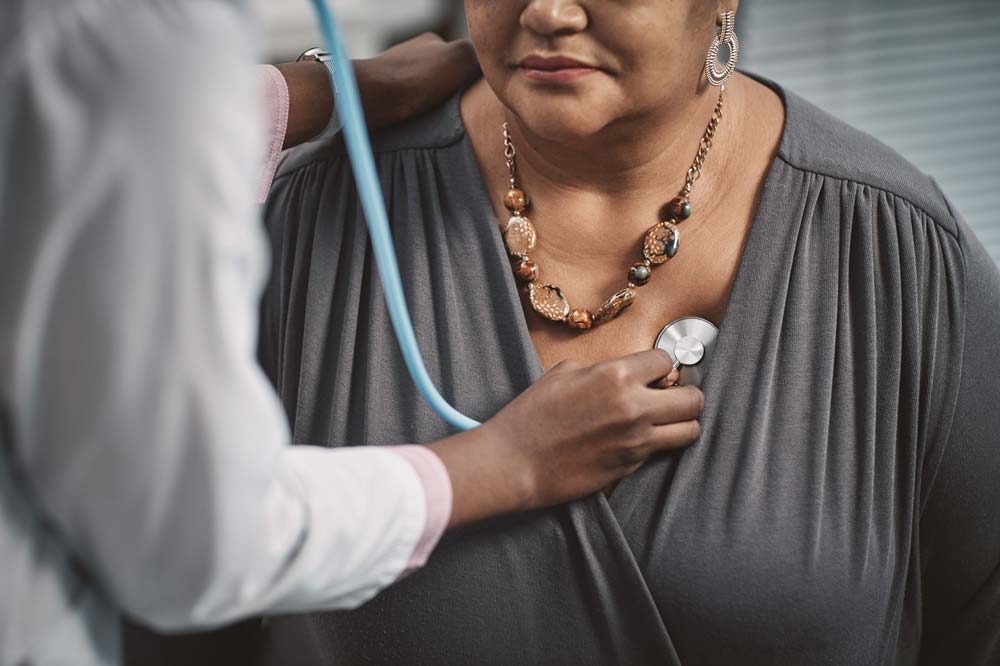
[256,64,289,205]
[387,445,453,573]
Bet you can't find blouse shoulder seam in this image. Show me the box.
[271,131,466,188]
[371,127,466,155]
[774,153,959,242]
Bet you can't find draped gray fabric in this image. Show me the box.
[245,77,1000,665]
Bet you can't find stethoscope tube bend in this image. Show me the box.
[308,0,481,430]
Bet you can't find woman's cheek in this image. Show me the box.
[466,17,508,86]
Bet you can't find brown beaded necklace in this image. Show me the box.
[498,86,726,331]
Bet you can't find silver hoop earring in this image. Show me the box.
[705,11,739,87]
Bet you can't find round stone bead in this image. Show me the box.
[628,262,652,286]
[503,188,529,213]
[669,197,693,220]
[567,308,594,330]
[514,259,538,282]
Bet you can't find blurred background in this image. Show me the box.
[252,0,1000,265]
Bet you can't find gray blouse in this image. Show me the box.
[245,78,1000,665]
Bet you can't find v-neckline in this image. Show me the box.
[458,72,794,412]
[455,74,795,527]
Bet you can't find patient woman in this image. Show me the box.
[256,1,1000,664]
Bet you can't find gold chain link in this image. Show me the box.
[504,86,724,202]
[503,124,518,188]
[682,85,725,197]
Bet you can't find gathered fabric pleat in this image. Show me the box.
[241,82,985,666]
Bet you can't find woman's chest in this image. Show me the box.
[608,363,918,662]
[525,218,749,370]
[595,239,925,658]
[283,195,925,664]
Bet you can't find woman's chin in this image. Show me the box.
[510,101,616,144]
[501,80,622,143]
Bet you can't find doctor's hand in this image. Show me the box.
[353,33,480,130]
[277,34,479,148]
[429,350,702,527]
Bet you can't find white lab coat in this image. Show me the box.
[0,1,439,663]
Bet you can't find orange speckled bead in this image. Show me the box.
[514,259,538,282]
[503,188,529,213]
[567,308,594,330]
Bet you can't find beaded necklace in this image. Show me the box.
[498,86,726,331]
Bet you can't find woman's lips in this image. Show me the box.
[517,55,599,83]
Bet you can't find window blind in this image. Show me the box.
[741,0,1000,265]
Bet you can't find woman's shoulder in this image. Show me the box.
[770,76,957,236]
[771,77,1000,343]
[273,92,468,183]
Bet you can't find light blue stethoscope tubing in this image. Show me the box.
[308,0,480,431]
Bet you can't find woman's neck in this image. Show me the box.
[507,88,732,198]
[462,76,754,263]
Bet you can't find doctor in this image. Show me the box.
[0,2,703,665]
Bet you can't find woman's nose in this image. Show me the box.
[520,0,588,37]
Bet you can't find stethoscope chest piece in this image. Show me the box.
[654,316,720,387]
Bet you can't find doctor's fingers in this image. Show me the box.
[590,348,677,387]
[639,384,705,426]
[649,367,681,389]
[359,34,479,128]
[642,419,703,453]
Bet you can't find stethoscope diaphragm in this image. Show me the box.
[654,316,720,387]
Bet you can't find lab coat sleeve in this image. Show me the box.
[917,212,1000,664]
[7,0,442,631]
[257,64,290,205]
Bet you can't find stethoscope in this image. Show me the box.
[308,0,719,431]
